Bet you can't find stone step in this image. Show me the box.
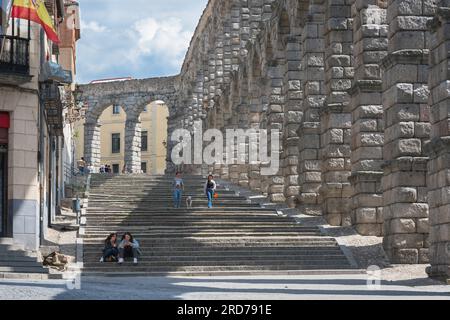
[84,213,289,217]
[90,179,213,183]
[83,228,317,233]
[90,177,209,181]
[87,204,260,208]
[0,238,14,245]
[90,188,239,191]
[89,184,215,186]
[87,202,260,207]
[84,254,349,263]
[82,241,340,248]
[81,236,336,242]
[83,220,302,225]
[82,226,316,231]
[84,220,295,225]
[0,273,62,280]
[0,244,28,252]
[0,255,41,262]
[84,259,351,268]
[89,205,254,209]
[83,248,344,257]
[89,184,234,188]
[91,178,214,180]
[84,212,279,217]
[0,266,49,274]
[90,198,243,202]
[84,224,304,229]
[0,260,44,268]
[84,216,286,220]
[89,188,232,191]
[83,234,322,239]
[78,269,363,277]
[89,194,243,199]
[84,211,279,216]
[83,244,340,251]
[81,264,353,273]
[82,228,317,233]
[85,207,273,211]
[84,221,299,226]
[82,233,322,239]
[90,183,230,185]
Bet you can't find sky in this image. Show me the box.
[76,0,208,84]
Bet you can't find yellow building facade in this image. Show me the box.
[74,102,168,175]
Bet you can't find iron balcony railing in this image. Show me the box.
[0,35,30,75]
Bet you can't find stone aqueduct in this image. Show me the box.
[75,0,450,279]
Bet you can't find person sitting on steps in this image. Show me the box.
[100,233,119,263]
[118,232,141,265]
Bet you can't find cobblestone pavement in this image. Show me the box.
[0,275,448,300]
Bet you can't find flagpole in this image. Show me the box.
[0,1,13,61]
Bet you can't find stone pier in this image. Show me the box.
[427,1,450,279]
[381,0,433,264]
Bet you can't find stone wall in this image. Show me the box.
[176,0,448,272]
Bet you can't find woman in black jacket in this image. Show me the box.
[100,233,119,263]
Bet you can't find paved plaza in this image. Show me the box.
[0,275,449,300]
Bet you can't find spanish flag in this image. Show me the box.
[11,0,59,43]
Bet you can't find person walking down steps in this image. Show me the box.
[204,175,217,209]
[173,172,184,208]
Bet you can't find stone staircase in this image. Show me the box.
[0,238,56,280]
[81,175,356,276]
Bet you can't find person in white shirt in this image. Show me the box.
[204,175,217,209]
[173,172,184,208]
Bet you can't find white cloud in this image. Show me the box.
[75,0,208,82]
[131,17,193,68]
[80,20,107,33]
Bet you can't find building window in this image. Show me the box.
[113,105,121,115]
[112,133,120,154]
[141,162,147,174]
[141,131,148,152]
[112,164,120,174]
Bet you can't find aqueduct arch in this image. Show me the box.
[75,76,179,173]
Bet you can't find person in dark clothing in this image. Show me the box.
[118,232,141,265]
[204,175,217,209]
[100,233,119,263]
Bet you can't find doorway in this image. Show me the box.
[0,143,8,238]
[0,114,10,238]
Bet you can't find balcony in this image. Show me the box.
[0,35,32,85]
